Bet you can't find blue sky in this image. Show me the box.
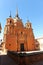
[0,0,43,39]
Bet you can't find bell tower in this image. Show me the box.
[4,12,14,35]
[25,20,32,29]
[3,12,14,43]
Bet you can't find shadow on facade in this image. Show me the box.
[7,51,43,65]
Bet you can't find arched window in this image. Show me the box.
[21,32,22,34]
[10,20,12,24]
[9,44,11,46]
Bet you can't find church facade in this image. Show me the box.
[3,10,39,52]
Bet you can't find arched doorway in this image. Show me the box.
[20,43,24,51]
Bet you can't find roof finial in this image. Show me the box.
[16,7,19,17]
[9,11,12,17]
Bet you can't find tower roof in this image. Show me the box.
[15,8,20,19]
[14,8,22,23]
[16,7,18,17]
[9,11,12,18]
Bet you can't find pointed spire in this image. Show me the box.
[15,7,19,17]
[9,11,12,18]
[14,6,20,20]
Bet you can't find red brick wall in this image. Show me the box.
[4,17,36,51]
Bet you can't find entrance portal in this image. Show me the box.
[20,44,24,51]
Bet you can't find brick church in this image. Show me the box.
[3,10,39,52]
